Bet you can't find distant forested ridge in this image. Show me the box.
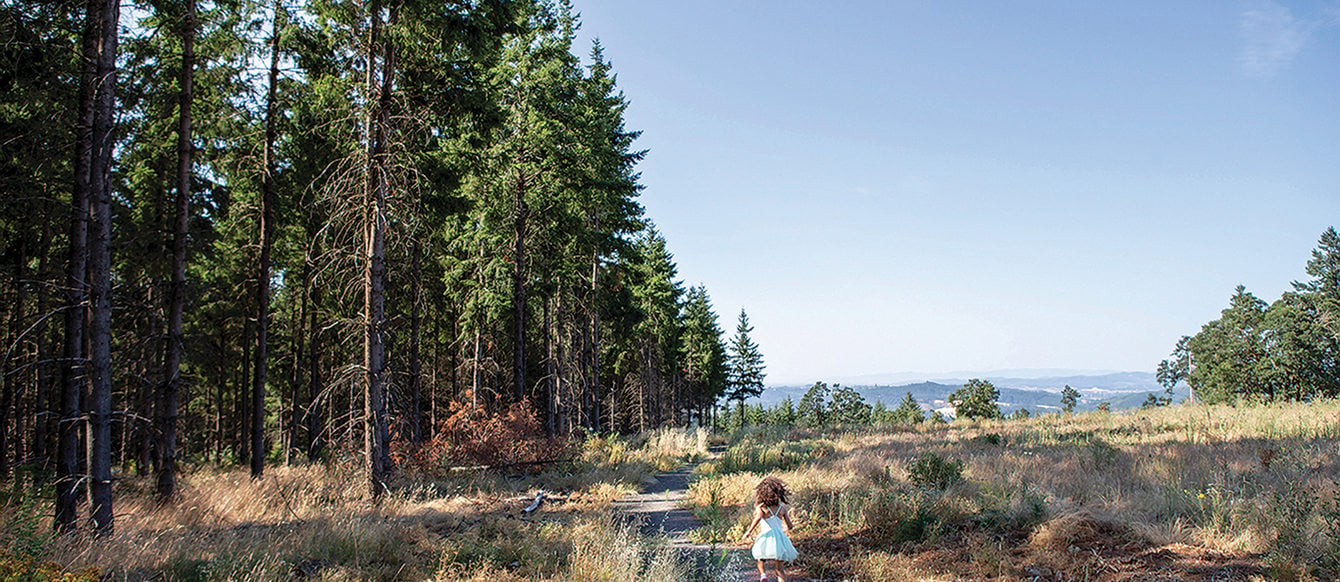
[1158,227,1340,404]
[0,0,735,532]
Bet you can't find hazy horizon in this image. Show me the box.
[762,367,1146,388]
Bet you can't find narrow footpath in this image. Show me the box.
[613,464,806,582]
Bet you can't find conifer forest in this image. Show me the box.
[1,0,736,534]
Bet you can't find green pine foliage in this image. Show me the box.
[797,381,831,428]
[1160,227,1340,404]
[949,379,1002,420]
[0,0,741,523]
[829,384,872,425]
[1060,385,1081,414]
[891,391,927,425]
[725,309,766,425]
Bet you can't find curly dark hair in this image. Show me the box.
[755,475,789,508]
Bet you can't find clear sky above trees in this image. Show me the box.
[573,1,1340,384]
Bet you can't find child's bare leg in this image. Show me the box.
[776,561,787,582]
[757,559,766,578]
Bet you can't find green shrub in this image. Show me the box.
[972,433,1003,446]
[906,452,963,489]
[1,493,53,560]
[687,479,735,544]
[704,438,824,475]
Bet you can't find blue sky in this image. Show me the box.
[572,1,1340,385]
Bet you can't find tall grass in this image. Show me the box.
[3,427,708,581]
[682,400,1340,580]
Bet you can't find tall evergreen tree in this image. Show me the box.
[680,286,727,424]
[158,0,197,498]
[85,0,121,536]
[627,229,683,428]
[55,0,100,532]
[725,308,765,427]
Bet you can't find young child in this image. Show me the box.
[744,476,798,582]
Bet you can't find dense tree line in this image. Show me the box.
[0,0,736,534]
[1159,227,1340,404]
[719,381,943,432]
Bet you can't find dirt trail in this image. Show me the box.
[613,464,803,582]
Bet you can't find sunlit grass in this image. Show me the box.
[7,405,1340,580]
[3,427,709,581]
[684,400,1340,580]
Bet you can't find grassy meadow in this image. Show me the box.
[1,429,708,581]
[687,400,1340,581]
[3,401,1340,581]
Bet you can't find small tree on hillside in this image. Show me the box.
[726,309,766,427]
[797,381,830,428]
[1060,385,1080,414]
[1157,336,1192,403]
[949,379,1001,420]
[829,384,871,425]
[1141,393,1171,408]
[772,396,797,425]
[892,391,926,425]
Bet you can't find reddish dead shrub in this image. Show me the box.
[393,393,573,474]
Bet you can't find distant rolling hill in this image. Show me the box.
[750,372,1188,416]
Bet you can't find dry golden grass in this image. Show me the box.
[3,427,709,581]
[8,406,1339,580]
[685,400,1340,581]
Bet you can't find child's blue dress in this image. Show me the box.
[752,505,798,562]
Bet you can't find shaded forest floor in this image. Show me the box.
[4,401,1340,580]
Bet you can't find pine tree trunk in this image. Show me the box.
[86,0,120,536]
[288,263,306,464]
[0,236,24,477]
[32,218,54,475]
[588,245,601,431]
[1,240,22,479]
[306,271,323,461]
[471,327,481,406]
[56,0,103,534]
[158,0,195,499]
[544,296,555,436]
[239,317,250,465]
[211,325,223,462]
[409,241,423,444]
[363,0,394,498]
[512,167,528,404]
[250,0,283,481]
[555,291,568,435]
